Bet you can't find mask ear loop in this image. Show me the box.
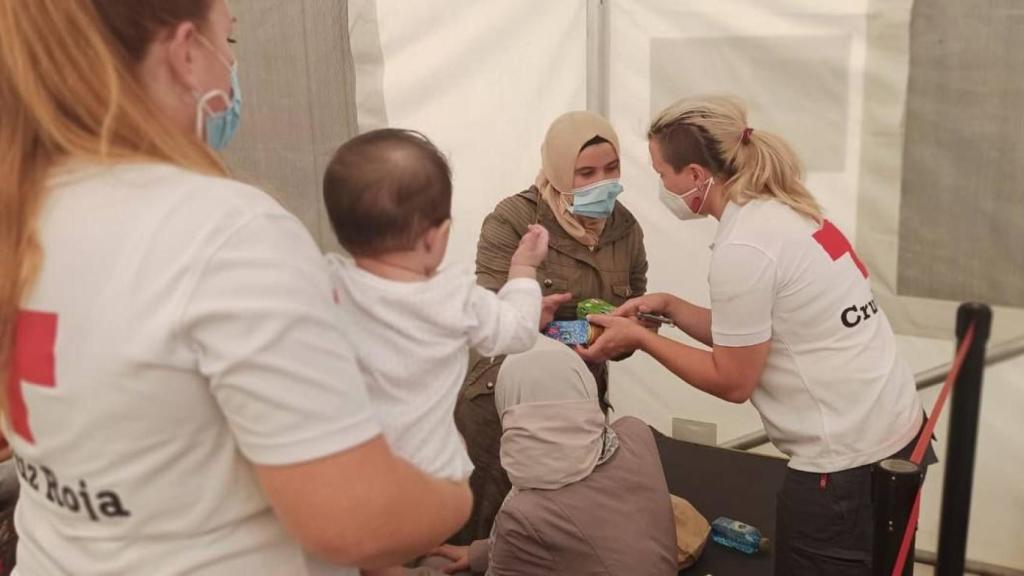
[194,90,231,138]
[695,176,715,214]
[192,31,237,138]
[559,189,574,212]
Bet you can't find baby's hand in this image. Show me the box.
[510,224,549,268]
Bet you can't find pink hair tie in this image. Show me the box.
[741,127,754,144]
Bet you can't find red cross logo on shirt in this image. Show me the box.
[813,220,868,279]
[5,310,58,444]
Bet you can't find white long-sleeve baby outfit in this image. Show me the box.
[325,254,541,480]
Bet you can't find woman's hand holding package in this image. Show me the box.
[613,293,678,326]
[615,292,713,347]
[575,314,650,363]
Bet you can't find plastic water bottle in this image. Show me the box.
[710,516,769,554]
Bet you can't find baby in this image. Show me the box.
[321,129,547,576]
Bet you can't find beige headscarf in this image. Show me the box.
[495,336,618,491]
[491,338,708,573]
[485,338,620,574]
[538,111,621,247]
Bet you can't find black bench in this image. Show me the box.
[654,428,786,575]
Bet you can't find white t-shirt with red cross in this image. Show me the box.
[6,162,378,575]
[709,199,923,473]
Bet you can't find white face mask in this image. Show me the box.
[659,176,714,221]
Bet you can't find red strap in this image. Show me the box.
[909,323,975,466]
[890,322,976,576]
[891,491,923,576]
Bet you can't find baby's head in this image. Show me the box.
[323,129,452,273]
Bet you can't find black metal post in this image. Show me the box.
[872,458,924,576]
[937,302,992,576]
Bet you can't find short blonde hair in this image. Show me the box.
[649,95,823,223]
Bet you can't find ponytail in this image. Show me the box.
[648,95,823,223]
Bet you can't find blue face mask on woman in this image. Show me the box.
[566,179,623,219]
[194,35,243,150]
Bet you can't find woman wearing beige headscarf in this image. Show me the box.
[434,337,683,576]
[454,112,649,543]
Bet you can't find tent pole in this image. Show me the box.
[586,0,609,116]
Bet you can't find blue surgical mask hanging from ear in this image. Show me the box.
[194,36,242,150]
[565,179,623,219]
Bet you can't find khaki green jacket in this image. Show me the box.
[463,187,648,400]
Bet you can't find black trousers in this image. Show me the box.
[774,422,937,576]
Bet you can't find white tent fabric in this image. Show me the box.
[897,1,1024,311]
[221,0,358,253]
[223,0,1023,568]
[349,0,588,266]
[852,2,1024,342]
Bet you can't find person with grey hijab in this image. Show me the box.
[429,337,678,575]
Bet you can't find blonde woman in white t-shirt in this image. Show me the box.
[578,95,932,576]
[0,1,470,574]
